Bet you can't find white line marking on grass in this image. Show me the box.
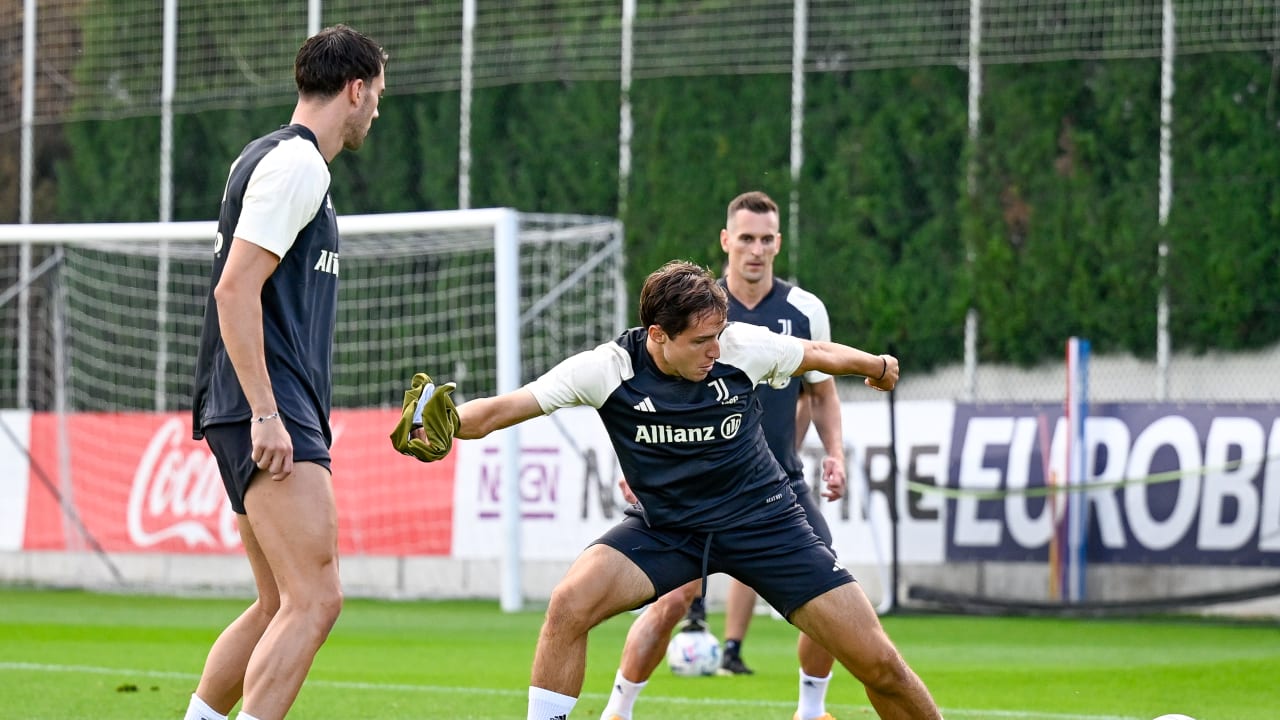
[0,662,1143,720]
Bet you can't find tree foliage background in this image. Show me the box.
[2,1,1277,375]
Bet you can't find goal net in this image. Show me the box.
[0,210,625,593]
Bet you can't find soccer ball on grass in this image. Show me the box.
[666,626,721,676]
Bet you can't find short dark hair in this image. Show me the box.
[295,25,387,99]
[638,260,727,338]
[726,191,779,226]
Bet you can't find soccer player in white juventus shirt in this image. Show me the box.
[602,190,851,720]
[440,260,942,720]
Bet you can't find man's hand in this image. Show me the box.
[820,455,846,501]
[251,414,293,481]
[618,477,638,504]
[864,354,900,392]
[390,372,459,462]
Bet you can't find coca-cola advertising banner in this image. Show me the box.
[19,410,455,555]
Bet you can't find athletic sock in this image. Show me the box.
[686,596,707,624]
[796,669,833,720]
[528,686,577,720]
[599,669,647,720]
[234,713,261,720]
[183,694,227,720]
[723,638,743,659]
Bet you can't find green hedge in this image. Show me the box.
[41,54,1280,371]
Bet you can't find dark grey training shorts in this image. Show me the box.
[594,500,854,620]
[203,415,331,514]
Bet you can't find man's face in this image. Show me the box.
[343,69,385,151]
[649,311,726,382]
[720,208,780,285]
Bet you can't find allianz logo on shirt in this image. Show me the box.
[634,424,715,443]
[314,249,340,276]
[633,413,744,444]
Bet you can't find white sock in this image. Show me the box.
[796,669,833,720]
[234,713,262,720]
[183,694,227,720]
[600,669,648,719]
[528,686,577,720]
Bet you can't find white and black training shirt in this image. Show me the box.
[192,124,339,445]
[721,277,833,480]
[526,323,806,531]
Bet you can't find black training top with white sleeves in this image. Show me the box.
[525,322,805,531]
[722,277,833,479]
[192,124,339,445]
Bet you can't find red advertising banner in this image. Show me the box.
[23,410,454,556]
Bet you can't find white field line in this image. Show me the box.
[0,661,1143,720]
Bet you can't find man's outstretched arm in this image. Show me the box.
[796,340,899,392]
[456,388,546,439]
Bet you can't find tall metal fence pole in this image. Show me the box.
[459,0,475,210]
[155,0,178,411]
[962,0,983,401]
[787,0,807,283]
[618,0,635,218]
[1156,0,1176,400]
[18,0,36,409]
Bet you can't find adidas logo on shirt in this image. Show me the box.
[633,397,655,412]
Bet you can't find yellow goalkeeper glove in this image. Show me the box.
[390,372,459,462]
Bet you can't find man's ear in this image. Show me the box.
[347,78,364,105]
[646,324,668,344]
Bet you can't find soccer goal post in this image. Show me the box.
[0,209,626,610]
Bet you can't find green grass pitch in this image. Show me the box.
[1,586,1276,719]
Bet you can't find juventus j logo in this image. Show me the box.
[708,378,730,402]
[776,318,793,336]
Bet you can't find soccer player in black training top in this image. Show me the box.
[601,191,850,720]
[188,25,386,720]
[425,260,942,720]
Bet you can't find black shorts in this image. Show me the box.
[593,502,854,620]
[791,475,834,549]
[203,416,332,514]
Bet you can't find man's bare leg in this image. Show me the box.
[721,578,757,673]
[530,544,654,711]
[795,630,838,720]
[191,515,280,714]
[617,579,700,682]
[790,583,942,720]
[797,630,836,678]
[238,462,343,720]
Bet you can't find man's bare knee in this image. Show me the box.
[251,595,281,621]
[654,583,698,614]
[280,582,343,638]
[544,583,609,638]
[847,649,913,695]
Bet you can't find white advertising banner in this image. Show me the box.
[0,410,32,551]
[803,400,953,566]
[451,407,630,560]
